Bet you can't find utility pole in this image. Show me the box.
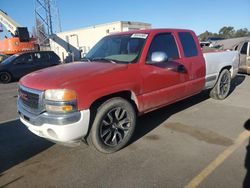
[34,0,61,48]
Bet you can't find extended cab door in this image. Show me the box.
[177,32,205,96]
[140,32,191,111]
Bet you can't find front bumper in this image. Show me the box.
[18,99,90,144]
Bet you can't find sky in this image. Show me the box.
[0,0,250,38]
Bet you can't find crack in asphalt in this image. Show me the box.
[165,122,234,146]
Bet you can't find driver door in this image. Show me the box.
[140,33,191,111]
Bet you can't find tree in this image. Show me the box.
[235,28,250,37]
[199,31,213,41]
[218,26,235,38]
[199,26,250,41]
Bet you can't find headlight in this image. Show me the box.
[45,89,77,101]
[44,89,77,113]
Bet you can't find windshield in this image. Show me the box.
[85,34,147,63]
[1,54,19,65]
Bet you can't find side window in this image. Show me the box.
[178,32,198,57]
[241,42,248,55]
[34,52,48,62]
[49,52,60,62]
[14,54,33,64]
[48,53,52,60]
[26,54,33,63]
[147,33,179,61]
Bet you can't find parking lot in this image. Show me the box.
[0,74,249,188]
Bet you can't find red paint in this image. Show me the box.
[20,29,206,114]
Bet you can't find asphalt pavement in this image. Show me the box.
[0,75,250,188]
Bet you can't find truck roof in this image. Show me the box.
[110,28,195,36]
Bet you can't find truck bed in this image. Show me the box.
[203,50,239,89]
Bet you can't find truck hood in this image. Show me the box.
[20,62,128,90]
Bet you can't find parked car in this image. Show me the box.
[17,29,239,153]
[207,37,225,42]
[233,39,250,74]
[200,41,211,48]
[0,51,61,83]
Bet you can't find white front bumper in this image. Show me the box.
[20,110,90,143]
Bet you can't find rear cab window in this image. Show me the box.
[178,32,198,57]
[146,33,179,61]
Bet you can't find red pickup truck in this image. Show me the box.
[17,29,239,153]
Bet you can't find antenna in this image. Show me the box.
[34,0,61,48]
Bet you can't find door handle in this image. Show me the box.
[177,64,186,73]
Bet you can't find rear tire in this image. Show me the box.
[88,97,136,153]
[210,69,231,100]
[0,72,12,83]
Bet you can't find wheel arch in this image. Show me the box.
[210,67,231,100]
[89,90,139,115]
[216,65,232,82]
[221,65,232,73]
[0,70,13,75]
[85,90,139,144]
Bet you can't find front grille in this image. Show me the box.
[19,85,44,113]
[20,89,39,109]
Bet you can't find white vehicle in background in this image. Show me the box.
[200,41,211,48]
[233,39,250,74]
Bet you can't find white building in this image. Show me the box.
[49,21,151,62]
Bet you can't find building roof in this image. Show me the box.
[56,21,151,35]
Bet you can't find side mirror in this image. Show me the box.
[150,52,168,63]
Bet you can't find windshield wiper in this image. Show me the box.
[91,57,117,64]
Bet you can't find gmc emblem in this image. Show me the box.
[20,92,28,101]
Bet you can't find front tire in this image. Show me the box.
[89,97,136,153]
[210,69,231,100]
[0,72,12,83]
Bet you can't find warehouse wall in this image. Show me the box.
[49,21,151,62]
